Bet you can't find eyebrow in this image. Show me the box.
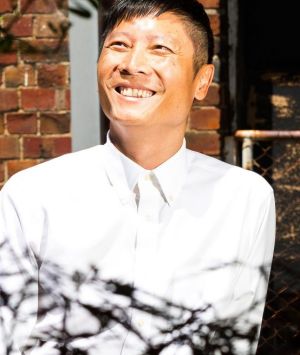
[107,32,178,47]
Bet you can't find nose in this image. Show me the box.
[118,46,151,75]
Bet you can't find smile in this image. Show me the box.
[115,87,155,98]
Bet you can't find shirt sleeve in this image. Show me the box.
[230,189,276,354]
[0,182,39,354]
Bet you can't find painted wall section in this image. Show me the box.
[69,0,100,152]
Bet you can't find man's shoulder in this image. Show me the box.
[186,148,273,196]
[2,145,106,193]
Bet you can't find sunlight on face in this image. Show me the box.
[98,12,213,130]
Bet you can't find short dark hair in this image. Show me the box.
[101,0,214,71]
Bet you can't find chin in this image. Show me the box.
[108,110,151,126]
[111,117,148,127]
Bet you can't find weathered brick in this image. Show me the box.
[7,159,39,177]
[41,112,70,134]
[0,90,19,112]
[21,0,56,14]
[7,113,37,134]
[20,39,69,63]
[4,65,35,87]
[185,131,220,156]
[55,89,68,110]
[189,107,221,130]
[21,88,56,111]
[23,136,71,158]
[34,14,68,38]
[0,161,4,182]
[0,52,18,65]
[209,14,220,36]
[0,136,20,159]
[0,115,4,134]
[200,0,220,8]
[0,0,12,13]
[3,15,33,37]
[38,64,68,87]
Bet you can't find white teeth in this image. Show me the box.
[119,87,153,98]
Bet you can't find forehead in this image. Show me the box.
[106,12,193,43]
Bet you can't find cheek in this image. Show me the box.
[97,52,119,77]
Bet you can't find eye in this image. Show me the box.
[112,41,127,47]
[152,44,173,53]
[106,41,129,50]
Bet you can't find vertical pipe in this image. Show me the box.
[242,138,253,170]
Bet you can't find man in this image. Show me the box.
[0,0,275,354]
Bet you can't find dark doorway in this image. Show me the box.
[238,0,300,130]
[237,1,300,354]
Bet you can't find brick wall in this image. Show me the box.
[186,0,222,157]
[0,0,71,188]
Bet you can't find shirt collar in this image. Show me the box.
[103,131,188,206]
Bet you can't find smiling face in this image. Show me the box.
[97,12,214,130]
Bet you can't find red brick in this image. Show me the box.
[7,159,39,177]
[21,0,56,14]
[0,161,4,182]
[0,52,18,65]
[34,14,68,38]
[185,131,220,156]
[209,14,220,36]
[38,64,67,87]
[3,15,33,37]
[23,136,71,158]
[4,65,35,87]
[21,88,55,111]
[50,136,71,156]
[0,115,4,134]
[20,39,69,63]
[65,89,70,110]
[0,0,12,13]
[0,90,19,112]
[40,112,70,134]
[200,0,220,8]
[189,107,221,130]
[0,136,20,159]
[7,113,37,134]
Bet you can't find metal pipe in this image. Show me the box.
[235,130,300,140]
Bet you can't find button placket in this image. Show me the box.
[134,171,161,298]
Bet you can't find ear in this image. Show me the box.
[194,64,215,101]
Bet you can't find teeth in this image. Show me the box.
[119,87,153,98]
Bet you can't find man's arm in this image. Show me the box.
[230,189,276,354]
[0,182,39,354]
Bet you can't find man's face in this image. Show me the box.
[98,12,212,129]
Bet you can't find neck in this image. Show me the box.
[109,124,186,170]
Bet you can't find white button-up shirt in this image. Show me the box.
[0,135,275,354]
